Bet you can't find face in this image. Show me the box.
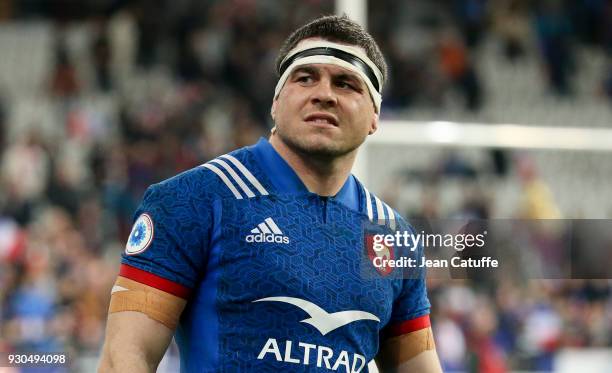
[271,43,378,158]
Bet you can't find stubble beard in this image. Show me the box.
[275,124,362,160]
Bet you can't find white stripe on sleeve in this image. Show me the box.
[374,196,386,223]
[202,164,243,199]
[384,203,397,231]
[210,158,256,198]
[362,185,374,221]
[221,154,269,196]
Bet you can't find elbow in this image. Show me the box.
[98,344,154,373]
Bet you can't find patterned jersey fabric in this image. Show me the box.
[120,138,430,372]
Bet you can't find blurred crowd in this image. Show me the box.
[0,0,611,372]
[429,279,611,372]
[371,0,612,110]
[380,150,612,372]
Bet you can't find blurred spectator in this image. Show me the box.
[437,29,484,111]
[1,130,50,225]
[516,156,561,219]
[492,0,530,62]
[467,299,508,373]
[533,1,575,96]
[132,0,165,69]
[434,312,467,371]
[107,4,138,87]
[91,26,112,92]
[454,0,487,49]
[0,218,26,263]
[50,41,81,98]
[522,301,562,371]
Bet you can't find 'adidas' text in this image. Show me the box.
[245,217,290,244]
[246,233,290,244]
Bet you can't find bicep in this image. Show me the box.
[99,311,175,372]
[99,275,187,373]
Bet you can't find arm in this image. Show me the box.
[378,217,440,372]
[376,327,442,373]
[98,275,187,373]
[98,177,211,371]
[98,311,174,373]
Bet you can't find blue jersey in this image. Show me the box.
[120,138,430,372]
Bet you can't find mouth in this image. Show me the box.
[303,112,339,127]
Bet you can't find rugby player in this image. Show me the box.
[99,15,442,373]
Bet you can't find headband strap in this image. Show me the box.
[274,40,383,113]
[279,47,381,92]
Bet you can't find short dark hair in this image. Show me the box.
[276,15,387,86]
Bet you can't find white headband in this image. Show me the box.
[274,40,383,113]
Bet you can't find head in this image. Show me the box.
[271,15,388,159]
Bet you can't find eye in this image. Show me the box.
[295,75,313,83]
[336,81,357,91]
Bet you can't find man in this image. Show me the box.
[99,15,442,373]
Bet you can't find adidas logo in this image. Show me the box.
[245,217,290,244]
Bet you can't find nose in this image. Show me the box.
[310,78,337,108]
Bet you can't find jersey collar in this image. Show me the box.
[249,137,360,211]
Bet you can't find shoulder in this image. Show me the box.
[150,146,269,202]
[199,146,270,200]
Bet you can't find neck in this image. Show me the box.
[269,135,356,196]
